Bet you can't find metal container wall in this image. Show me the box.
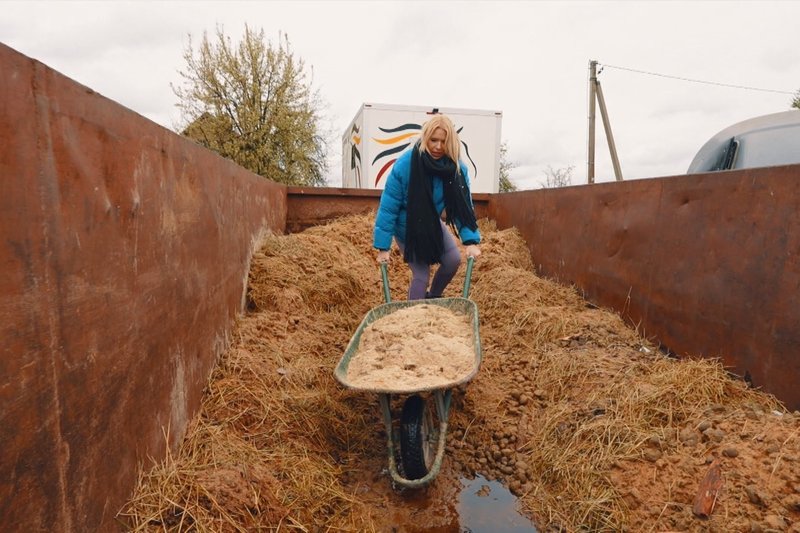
[0,43,286,531]
[286,186,491,233]
[3,37,800,533]
[489,169,800,411]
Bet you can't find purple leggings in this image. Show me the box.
[396,221,462,300]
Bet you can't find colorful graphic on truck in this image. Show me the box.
[371,123,478,187]
[372,123,420,186]
[349,124,362,188]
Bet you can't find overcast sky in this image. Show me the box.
[3,1,799,189]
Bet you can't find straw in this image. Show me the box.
[120,212,792,532]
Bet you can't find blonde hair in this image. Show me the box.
[419,114,461,166]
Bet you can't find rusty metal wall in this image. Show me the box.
[287,186,382,232]
[0,43,287,531]
[5,37,800,533]
[489,168,800,411]
[286,187,491,233]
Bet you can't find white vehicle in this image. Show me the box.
[687,110,800,173]
[342,103,502,193]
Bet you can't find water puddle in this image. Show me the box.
[458,475,538,532]
[374,471,538,532]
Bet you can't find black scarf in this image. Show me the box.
[404,144,479,265]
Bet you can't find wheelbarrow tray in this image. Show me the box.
[334,296,482,394]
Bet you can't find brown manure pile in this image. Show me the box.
[120,213,800,532]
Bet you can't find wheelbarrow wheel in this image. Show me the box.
[400,394,436,480]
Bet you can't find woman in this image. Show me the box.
[373,114,482,300]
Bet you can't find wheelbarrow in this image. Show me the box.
[334,257,481,488]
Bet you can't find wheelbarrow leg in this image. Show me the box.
[378,393,400,480]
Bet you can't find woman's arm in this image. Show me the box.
[373,161,407,252]
[456,162,482,246]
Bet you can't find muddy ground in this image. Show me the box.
[122,214,800,532]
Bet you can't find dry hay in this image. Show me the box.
[120,212,795,532]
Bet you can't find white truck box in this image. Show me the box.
[342,103,502,193]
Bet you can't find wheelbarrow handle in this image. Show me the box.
[380,261,391,304]
[379,255,475,303]
[462,256,475,298]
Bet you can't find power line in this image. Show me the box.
[599,63,795,95]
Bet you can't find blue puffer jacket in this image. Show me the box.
[373,148,481,250]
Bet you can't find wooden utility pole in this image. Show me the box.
[587,60,597,184]
[587,60,624,183]
[596,79,623,181]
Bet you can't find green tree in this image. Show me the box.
[498,141,517,192]
[792,89,800,110]
[174,25,328,186]
[541,165,574,188]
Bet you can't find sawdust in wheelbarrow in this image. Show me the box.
[346,304,475,390]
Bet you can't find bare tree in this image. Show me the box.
[174,25,329,186]
[498,141,517,192]
[541,165,574,188]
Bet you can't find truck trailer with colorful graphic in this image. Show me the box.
[342,103,502,193]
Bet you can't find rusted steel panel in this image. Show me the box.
[287,187,381,233]
[0,43,286,532]
[287,186,490,233]
[489,168,800,410]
